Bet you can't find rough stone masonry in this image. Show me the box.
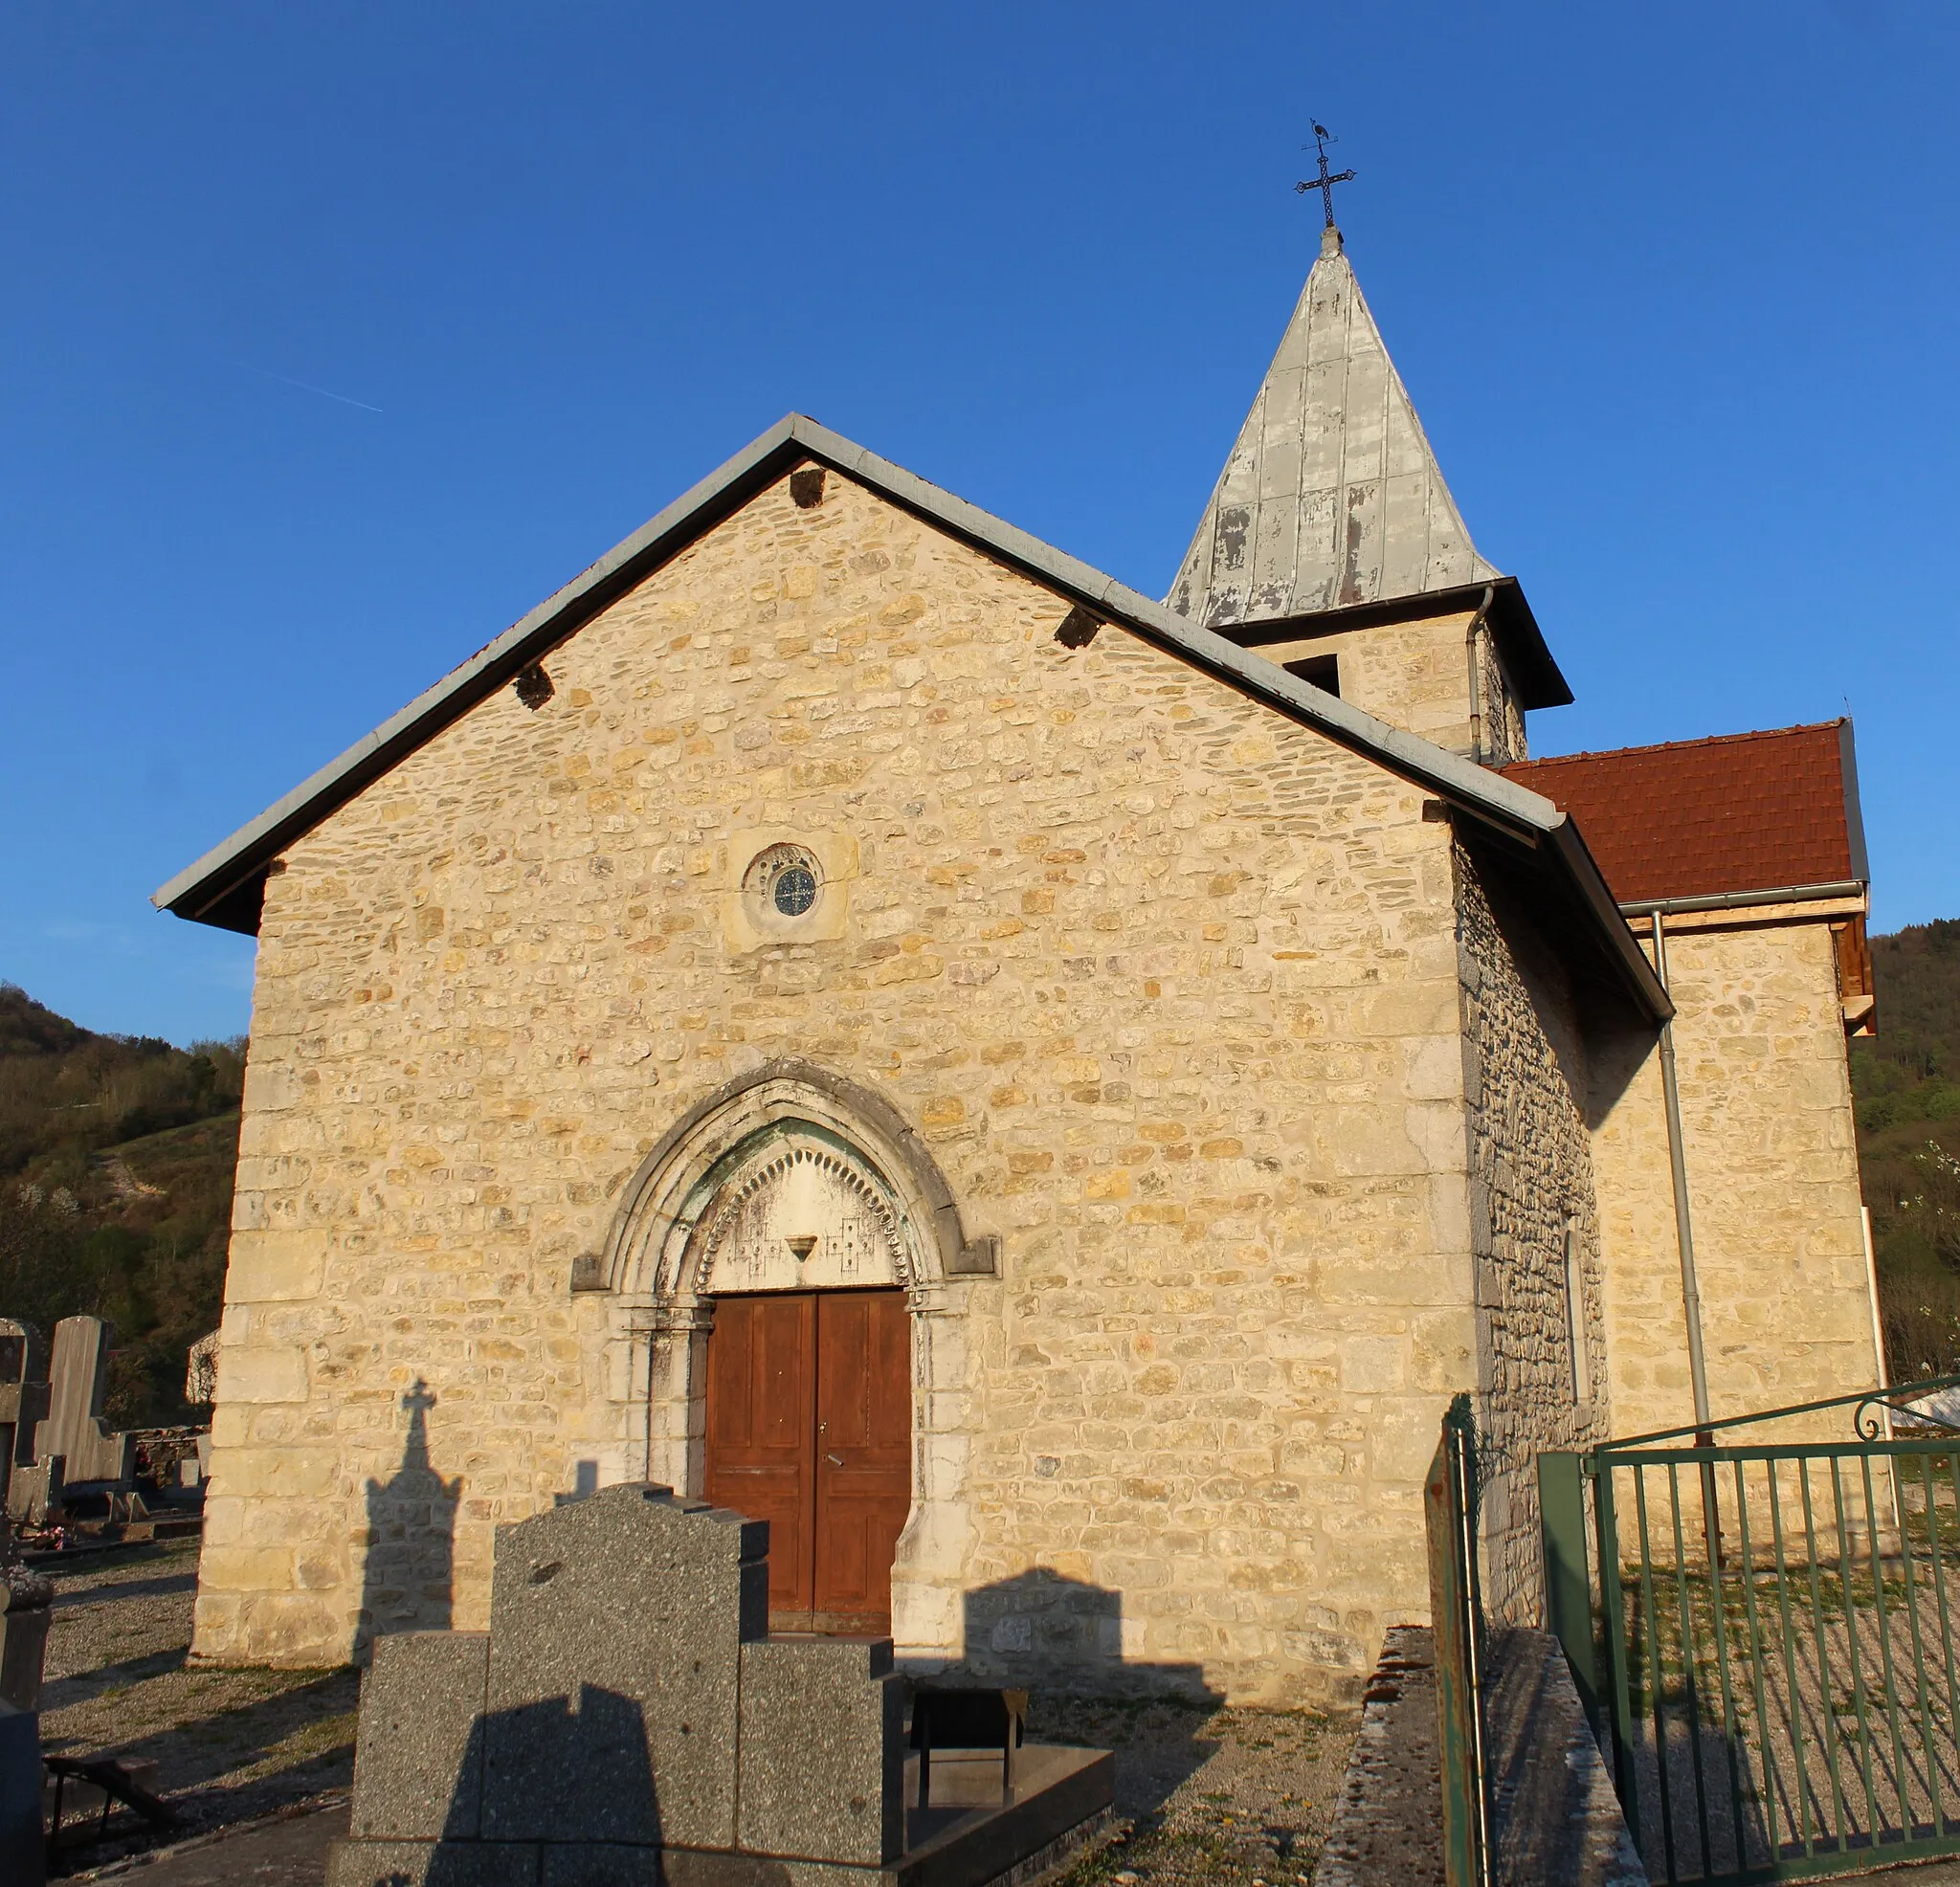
[167,222,1880,1708]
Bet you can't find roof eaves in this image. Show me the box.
[1838,719,1871,887]
[1543,820,1675,1021]
[154,413,1652,1016]
[1215,576,1573,710]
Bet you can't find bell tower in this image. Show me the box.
[1169,211,1571,765]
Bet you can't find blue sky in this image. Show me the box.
[3,2,1954,1045]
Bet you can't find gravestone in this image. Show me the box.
[0,1323,49,1517]
[330,1483,1113,1887]
[0,1701,42,1887]
[33,1317,133,1488]
[328,1485,905,1884]
[4,1459,61,1528]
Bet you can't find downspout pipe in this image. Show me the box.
[1651,912,1714,1435]
[1463,584,1495,766]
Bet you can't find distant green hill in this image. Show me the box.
[0,984,242,1425]
[1852,921,1960,1380]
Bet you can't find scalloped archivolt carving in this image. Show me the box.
[690,1135,911,1295]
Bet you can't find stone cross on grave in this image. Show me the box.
[1295,121,1356,230]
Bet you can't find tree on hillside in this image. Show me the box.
[0,985,243,1423]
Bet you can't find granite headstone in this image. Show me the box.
[0,1700,42,1887]
[33,1317,133,1487]
[328,1484,906,1886]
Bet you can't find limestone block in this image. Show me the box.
[216,1345,309,1406]
[225,1231,328,1301]
[736,1636,902,1865]
[347,1632,488,1840]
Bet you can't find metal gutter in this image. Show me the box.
[1542,822,1675,1022]
[1650,912,1713,1433]
[1615,879,1866,919]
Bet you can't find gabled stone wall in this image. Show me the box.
[198,468,1486,1705]
[1238,607,1487,759]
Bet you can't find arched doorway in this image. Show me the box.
[587,1060,996,1652]
[695,1130,913,1632]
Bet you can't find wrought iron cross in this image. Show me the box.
[1296,122,1356,229]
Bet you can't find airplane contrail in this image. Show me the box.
[235,361,384,413]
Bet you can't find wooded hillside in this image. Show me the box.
[0,984,241,1425]
[1853,920,1960,1379]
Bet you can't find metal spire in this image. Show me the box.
[1295,122,1355,232]
[1166,185,1502,630]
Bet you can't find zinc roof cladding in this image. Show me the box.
[1164,232,1571,710]
[1167,230,1499,629]
[1502,722,1867,908]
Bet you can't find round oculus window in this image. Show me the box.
[773,864,817,916]
[743,843,824,928]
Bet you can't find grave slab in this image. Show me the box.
[345,1631,487,1840]
[738,1636,903,1865]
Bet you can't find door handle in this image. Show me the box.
[826,1453,844,1467]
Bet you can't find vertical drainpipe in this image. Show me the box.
[1651,912,1714,1435]
[1463,585,1495,765]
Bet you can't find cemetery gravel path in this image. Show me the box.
[39,1538,1358,1885]
[1035,1696,1357,1887]
[37,1538,358,1876]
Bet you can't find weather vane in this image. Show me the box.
[1296,122,1355,230]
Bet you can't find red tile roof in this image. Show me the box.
[1502,722,1866,907]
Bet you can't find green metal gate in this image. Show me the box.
[1542,1377,1960,1883]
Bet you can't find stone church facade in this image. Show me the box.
[157,226,1880,1706]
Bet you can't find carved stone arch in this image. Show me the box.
[581,1058,987,1661]
[689,1129,913,1296]
[584,1056,997,1301]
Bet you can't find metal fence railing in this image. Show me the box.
[1541,1374,1960,1885]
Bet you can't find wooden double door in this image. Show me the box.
[702,1289,911,1633]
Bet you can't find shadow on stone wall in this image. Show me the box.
[961,1568,1219,1703]
[358,1379,461,1654]
[554,1460,600,1506]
